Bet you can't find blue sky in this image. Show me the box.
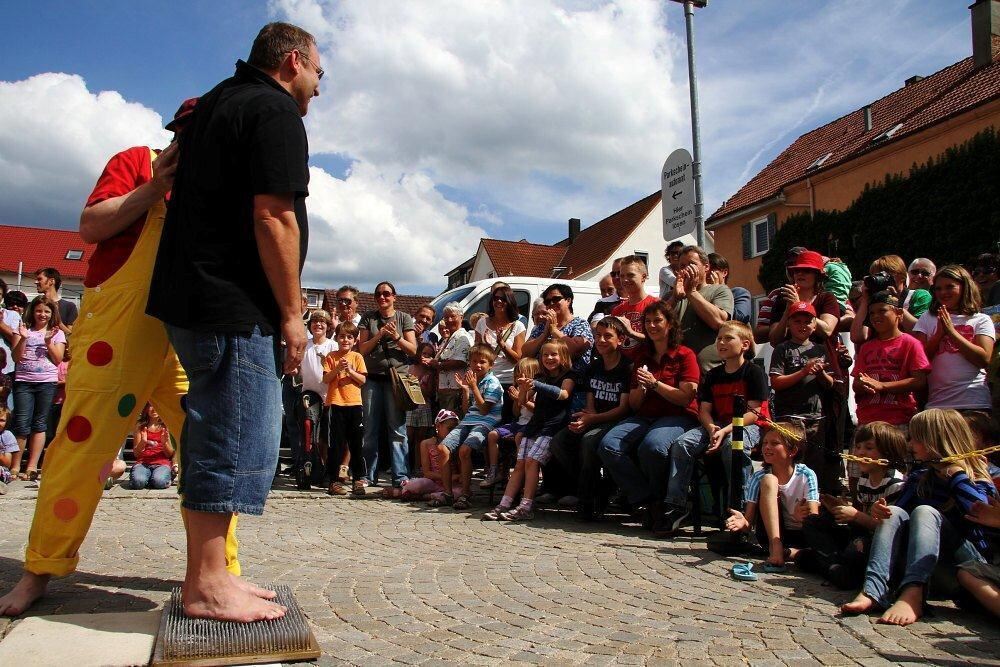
[0,1,974,295]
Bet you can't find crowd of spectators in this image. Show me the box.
[3,244,999,626]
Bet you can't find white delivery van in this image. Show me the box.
[429,277,607,331]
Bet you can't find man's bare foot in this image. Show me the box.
[183,575,286,622]
[229,573,277,600]
[840,592,875,615]
[0,572,51,616]
[878,586,922,626]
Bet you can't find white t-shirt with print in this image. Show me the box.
[302,338,338,397]
[913,311,994,409]
[474,317,526,385]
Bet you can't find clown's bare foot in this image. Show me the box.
[879,585,922,626]
[229,573,277,600]
[183,573,286,622]
[0,572,51,616]
[840,591,875,615]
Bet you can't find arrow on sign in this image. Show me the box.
[672,190,682,200]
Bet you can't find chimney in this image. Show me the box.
[568,217,581,242]
[863,105,873,132]
[971,0,1000,68]
[904,75,924,86]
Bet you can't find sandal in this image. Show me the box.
[351,481,366,496]
[500,504,534,521]
[26,469,39,482]
[482,504,510,521]
[428,493,454,508]
[329,481,350,496]
[452,494,471,510]
[730,562,758,582]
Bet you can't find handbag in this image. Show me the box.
[377,314,426,411]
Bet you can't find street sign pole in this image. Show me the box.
[661,148,695,241]
[683,0,705,247]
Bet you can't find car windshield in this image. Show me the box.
[429,285,475,322]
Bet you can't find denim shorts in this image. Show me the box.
[440,423,492,453]
[12,381,58,436]
[167,325,282,515]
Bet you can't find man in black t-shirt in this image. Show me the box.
[33,268,78,336]
[147,22,320,623]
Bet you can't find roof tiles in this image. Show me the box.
[0,224,94,280]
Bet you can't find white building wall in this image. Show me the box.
[469,249,496,283]
[0,271,85,306]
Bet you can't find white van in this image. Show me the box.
[429,277,607,331]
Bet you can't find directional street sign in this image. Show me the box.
[661,148,695,241]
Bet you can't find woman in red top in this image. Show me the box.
[598,301,700,527]
[128,404,175,490]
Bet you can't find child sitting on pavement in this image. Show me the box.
[430,343,504,509]
[799,421,907,588]
[725,421,820,571]
[401,410,464,502]
[0,407,17,488]
[481,357,539,489]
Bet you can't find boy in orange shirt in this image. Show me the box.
[323,322,368,495]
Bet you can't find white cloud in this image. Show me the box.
[302,162,487,293]
[274,0,687,222]
[0,73,171,226]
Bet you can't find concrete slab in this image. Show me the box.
[0,610,161,667]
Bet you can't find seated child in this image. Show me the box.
[401,410,463,501]
[666,321,769,527]
[725,421,820,570]
[959,496,1000,619]
[129,404,175,490]
[841,408,996,626]
[769,301,841,493]
[0,407,16,486]
[483,339,576,522]
[800,421,907,588]
[482,357,539,488]
[431,343,504,509]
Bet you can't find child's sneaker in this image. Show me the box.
[500,504,534,521]
[479,465,502,488]
[351,480,367,496]
[482,504,510,521]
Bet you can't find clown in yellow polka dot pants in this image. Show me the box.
[25,161,239,578]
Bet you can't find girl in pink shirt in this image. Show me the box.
[129,404,175,490]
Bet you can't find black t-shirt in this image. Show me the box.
[698,361,769,424]
[768,339,827,417]
[147,60,309,335]
[584,355,632,414]
[57,299,78,327]
[525,369,578,438]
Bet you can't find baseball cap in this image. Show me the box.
[165,97,198,132]
[870,291,900,307]
[787,301,817,318]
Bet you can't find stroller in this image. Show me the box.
[296,390,326,490]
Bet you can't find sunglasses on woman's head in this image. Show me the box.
[492,294,506,301]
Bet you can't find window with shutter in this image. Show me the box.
[746,215,771,258]
[742,223,751,260]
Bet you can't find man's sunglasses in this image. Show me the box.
[908,269,931,277]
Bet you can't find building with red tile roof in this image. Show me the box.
[445,190,701,291]
[707,0,1000,296]
[0,224,94,302]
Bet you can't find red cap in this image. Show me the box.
[165,97,198,132]
[786,250,825,272]
[787,301,817,318]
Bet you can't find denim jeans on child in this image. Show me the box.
[599,415,697,505]
[12,381,58,436]
[129,463,172,490]
[665,424,760,511]
[167,324,282,515]
[862,504,985,608]
[361,376,409,487]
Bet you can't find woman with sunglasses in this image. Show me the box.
[357,281,418,490]
[912,265,994,412]
[475,284,526,423]
[969,253,1000,307]
[522,284,594,409]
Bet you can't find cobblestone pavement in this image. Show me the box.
[1,479,998,666]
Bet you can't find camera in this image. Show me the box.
[863,271,893,293]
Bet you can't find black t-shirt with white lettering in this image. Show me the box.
[147,60,309,335]
[584,355,633,414]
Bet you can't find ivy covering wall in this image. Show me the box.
[758,127,1000,292]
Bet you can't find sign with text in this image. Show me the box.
[661,148,695,241]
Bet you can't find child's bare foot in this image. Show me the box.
[878,586,922,626]
[0,572,51,616]
[229,574,277,600]
[183,574,286,622]
[840,592,875,615]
